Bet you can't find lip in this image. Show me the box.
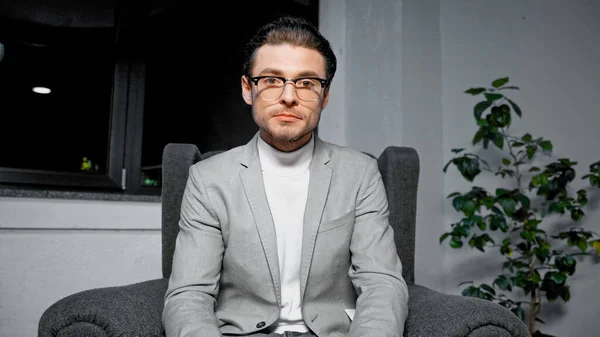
[274,113,301,121]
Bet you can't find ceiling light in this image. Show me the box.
[32,86,51,94]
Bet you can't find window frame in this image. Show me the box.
[0,2,152,195]
[0,0,319,198]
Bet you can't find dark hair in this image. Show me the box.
[242,16,337,85]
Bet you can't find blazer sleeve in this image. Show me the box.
[347,158,409,337]
[163,165,224,337]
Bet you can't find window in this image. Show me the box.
[0,0,319,196]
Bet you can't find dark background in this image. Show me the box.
[0,0,319,189]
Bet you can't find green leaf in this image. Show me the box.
[492,77,509,88]
[502,158,511,166]
[484,93,504,102]
[442,159,453,173]
[453,196,466,212]
[539,140,553,152]
[451,148,465,153]
[474,101,492,120]
[491,131,504,149]
[476,118,489,127]
[491,206,503,215]
[521,133,532,142]
[493,275,512,291]
[498,86,520,90]
[530,173,548,188]
[529,271,542,284]
[551,272,567,285]
[465,87,486,95]
[483,137,490,149]
[577,189,588,205]
[507,98,522,117]
[511,306,525,321]
[499,245,514,260]
[576,238,588,252]
[472,128,486,146]
[469,234,494,252]
[454,156,482,182]
[588,175,600,187]
[498,198,517,216]
[520,230,534,242]
[454,224,470,238]
[480,283,496,295]
[476,220,487,230]
[561,286,571,302]
[542,272,571,303]
[591,240,600,255]
[489,214,508,232]
[450,237,463,248]
[489,105,511,127]
[439,232,450,244]
[495,188,511,197]
[571,208,585,222]
[526,145,537,159]
[555,255,576,275]
[514,193,531,209]
[461,285,493,300]
[534,244,551,263]
[462,200,477,216]
[447,192,461,198]
[549,201,565,214]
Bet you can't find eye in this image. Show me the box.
[261,77,283,85]
[297,78,317,88]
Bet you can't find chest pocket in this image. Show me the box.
[318,209,355,233]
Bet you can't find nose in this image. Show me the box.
[279,82,298,105]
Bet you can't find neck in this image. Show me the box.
[257,132,314,176]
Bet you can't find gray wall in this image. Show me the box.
[319,0,600,336]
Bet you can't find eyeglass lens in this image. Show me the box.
[256,77,322,101]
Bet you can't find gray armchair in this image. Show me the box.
[38,143,531,337]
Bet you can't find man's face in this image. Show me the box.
[241,43,330,151]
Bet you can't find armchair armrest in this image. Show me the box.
[405,284,531,337]
[38,278,168,337]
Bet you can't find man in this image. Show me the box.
[163,16,409,337]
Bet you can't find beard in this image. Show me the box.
[263,123,307,143]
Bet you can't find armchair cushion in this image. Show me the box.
[38,278,167,337]
[405,284,530,337]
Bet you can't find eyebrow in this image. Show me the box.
[257,68,323,78]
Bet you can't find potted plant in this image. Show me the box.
[440,77,600,337]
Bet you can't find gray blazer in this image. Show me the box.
[163,132,409,337]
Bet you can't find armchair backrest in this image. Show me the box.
[161,143,419,284]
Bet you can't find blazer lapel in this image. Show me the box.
[300,136,332,300]
[239,133,282,304]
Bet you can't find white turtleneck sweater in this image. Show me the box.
[256,134,314,333]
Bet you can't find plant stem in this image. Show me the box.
[501,128,523,192]
[502,126,537,333]
[528,268,539,334]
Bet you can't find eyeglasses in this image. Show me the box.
[247,76,329,102]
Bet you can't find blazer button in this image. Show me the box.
[256,321,266,329]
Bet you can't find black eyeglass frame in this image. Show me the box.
[246,75,330,102]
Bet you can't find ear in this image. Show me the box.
[320,86,331,110]
[241,75,253,105]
